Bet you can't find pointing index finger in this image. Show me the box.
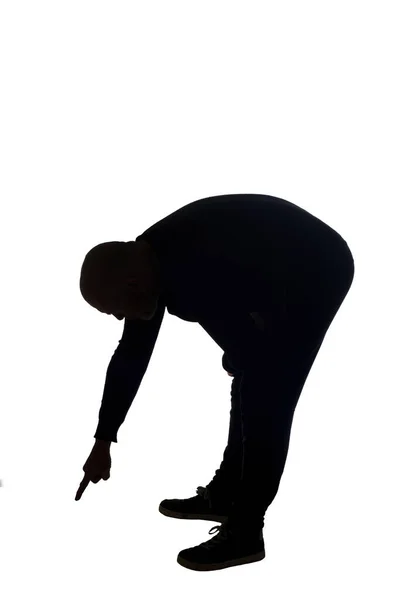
[75,474,90,501]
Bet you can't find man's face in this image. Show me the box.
[97,279,159,321]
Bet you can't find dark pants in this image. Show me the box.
[201,237,355,530]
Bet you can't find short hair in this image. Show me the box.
[80,241,131,305]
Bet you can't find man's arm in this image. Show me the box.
[93,302,166,443]
[94,439,112,447]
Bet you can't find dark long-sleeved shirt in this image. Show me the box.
[94,193,349,443]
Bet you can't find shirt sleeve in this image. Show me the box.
[94,301,166,443]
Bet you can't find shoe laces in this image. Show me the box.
[197,486,233,548]
[198,523,232,549]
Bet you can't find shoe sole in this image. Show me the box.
[159,504,228,523]
[177,550,266,571]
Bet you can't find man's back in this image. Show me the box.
[95,194,350,443]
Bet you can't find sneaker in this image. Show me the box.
[159,486,231,523]
[177,521,265,571]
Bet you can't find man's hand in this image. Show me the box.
[75,440,112,501]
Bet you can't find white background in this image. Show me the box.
[1,1,399,597]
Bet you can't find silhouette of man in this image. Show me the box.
[79,193,355,571]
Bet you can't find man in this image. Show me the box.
[78,193,355,571]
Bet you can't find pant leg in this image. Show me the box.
[201,317,268,506]
[226,330,328,529]
[206,373,244,505]
[201,249,355,529]
[200,312,275,509]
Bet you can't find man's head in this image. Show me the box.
[80,240,161,321]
